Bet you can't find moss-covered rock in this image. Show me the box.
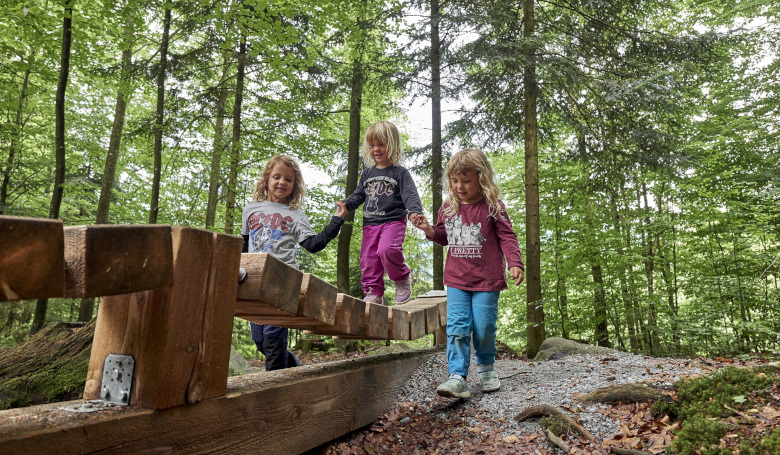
[533,337,619,361]
[0,319,94,410]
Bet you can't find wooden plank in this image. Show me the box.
[237,253,302,315]
[188,231,243,402]
[406,306,427,340]
[299,273,337,326]
[63,224,173,298]
[363,302,389,339]
[303,293,366,337]
[84,227,241,410]
[0,216,64,302]
[388,307,410,340]
[0,350,438,455]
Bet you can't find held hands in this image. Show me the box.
[334,201,347,218]
[510,267,525,286]
[409,213,434,237]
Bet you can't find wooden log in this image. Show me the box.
[363,302,390,339]
[235,253,302,316]
[0,349,438,455]
[84,227,242,409]
[63,224,173,298]
[299,273,337,326]
[303,294,366,337]
[0,216,64,302]
[388,306,410,340]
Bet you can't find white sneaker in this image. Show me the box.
[436,374,470,399]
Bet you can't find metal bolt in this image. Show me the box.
[101,387,109,399]
[112,369,121,380]
[119,390,128,402]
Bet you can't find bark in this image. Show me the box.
[1,65,31,214]
[31,0,73,335]
[148,7,171,225]
[641,181,659,353]
[430,0,444,290]
[585,195,609,347]
[224,34,246,235]
[205,57,231,230]
[523,0,544,358]
[337,59,363,294]
[552,186,568,338]
[611,189,637,352]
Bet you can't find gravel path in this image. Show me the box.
[324,350,705,454]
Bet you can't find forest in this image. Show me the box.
[1,0,778,360]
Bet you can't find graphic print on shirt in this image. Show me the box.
[363,176,396,218]
[247,211,292,253]
[445,215,485,258]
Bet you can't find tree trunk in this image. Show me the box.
[337,59,363,294]
[523,0,544,358]
[148,6,171,225]
[585,195,609,347]
[552,186,568,338]
[1,65,31,215]
[224,34,246,235]
[31,0,73,335]
[641,181,659,353]
[610,189,637,352]
[430,0,444,290]
[206,57,231,230]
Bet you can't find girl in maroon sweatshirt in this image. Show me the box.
[411,148,524,399]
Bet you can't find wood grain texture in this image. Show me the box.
[363,302,390,339]
[63,224,173,298]
[299,273,337,325]
[85,227,242,410]
[388,307,410,340]
[237,253,302,315]
[1,350,439,455]
[0,216,64,301]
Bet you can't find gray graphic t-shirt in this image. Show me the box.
[240,201,316,267]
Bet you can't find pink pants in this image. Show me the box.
[360,219,410,296]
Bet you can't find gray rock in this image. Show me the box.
[533,337,619,361]
[228,346,255,376]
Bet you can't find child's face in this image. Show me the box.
[368,137,391,168]
[266,163,296,203]
[450,169,482,205]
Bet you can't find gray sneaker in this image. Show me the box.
[363,289,383,304]
[436,374,471,399]
[479,367,500,393]
[394,275,412,303]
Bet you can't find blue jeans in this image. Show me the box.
[446,287,500,377]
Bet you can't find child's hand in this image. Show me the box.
[410,213,434,237]
[510,267,524,285]
[334,201,347,218]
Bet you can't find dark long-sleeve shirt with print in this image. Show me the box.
[343,165,423,225]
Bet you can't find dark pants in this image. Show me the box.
[250,323,300,371]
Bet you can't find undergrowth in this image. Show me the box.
[653,365,780,454]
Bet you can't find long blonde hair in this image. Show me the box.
[362,121,402,167]
[253,155,305,210]
[443,148,502,218]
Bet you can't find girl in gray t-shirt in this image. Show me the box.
[241,155,346,371]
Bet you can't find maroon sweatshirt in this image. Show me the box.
[429,198,524,292]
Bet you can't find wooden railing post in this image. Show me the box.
[83,227,242,409]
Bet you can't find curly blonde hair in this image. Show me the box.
[362,121,403,167]
[253,155,305,210]
[443,148,502,218]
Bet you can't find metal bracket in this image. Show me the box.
[99,354,134,405]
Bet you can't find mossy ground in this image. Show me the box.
[653,365,780,454]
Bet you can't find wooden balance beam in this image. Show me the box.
[0,349,439,455]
